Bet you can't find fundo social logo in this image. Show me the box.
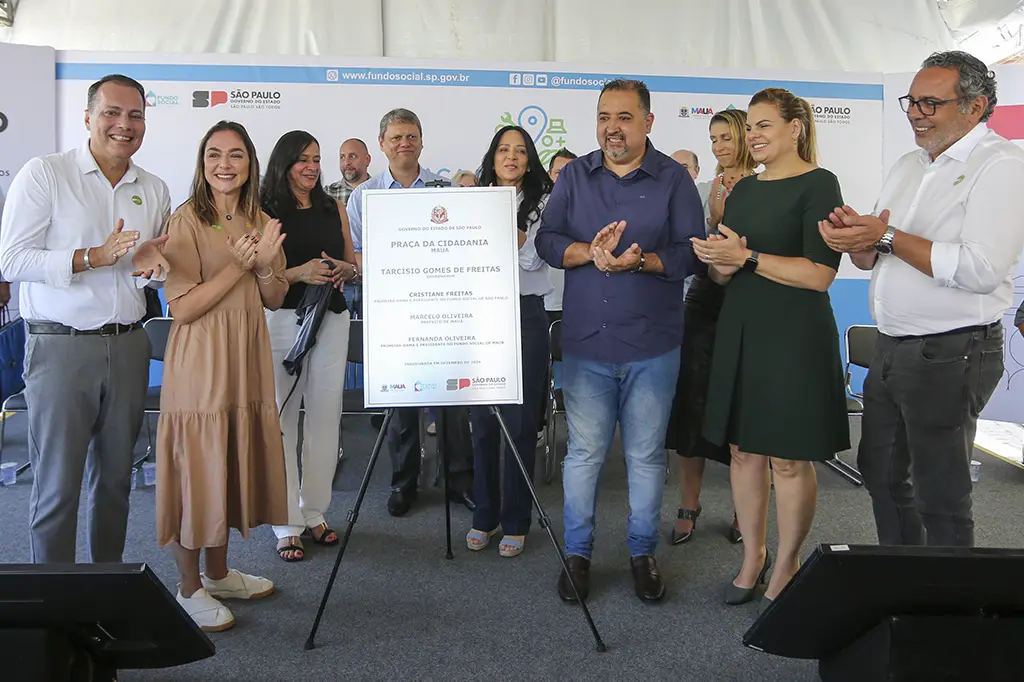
[145,90,180,107]
[494,106,568,168]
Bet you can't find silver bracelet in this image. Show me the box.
[83,248,94,270]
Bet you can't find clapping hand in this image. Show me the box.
[228,232,259,271]
[589,220,642,272]
[131,233,171,278]
[253,219,286,273]
[96,219,140,267]
[591,220,626,257]
[818,207,890,253]
[691,224,748,275]
[708,177,726,228]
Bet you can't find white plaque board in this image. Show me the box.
[362,186,523,407]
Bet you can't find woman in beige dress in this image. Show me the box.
[156,120,289,632]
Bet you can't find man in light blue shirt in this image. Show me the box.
[347,108,474,517]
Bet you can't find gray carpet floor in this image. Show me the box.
[1,413,1023,682]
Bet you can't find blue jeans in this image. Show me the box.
[562,348,680,559]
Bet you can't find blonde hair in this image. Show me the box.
[709,108,756,175]
[748,88,818,165]
[452,170,477,186]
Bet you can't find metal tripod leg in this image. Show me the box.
[305,408,395,650]
[437,408,453,560]
[490,406,607,652]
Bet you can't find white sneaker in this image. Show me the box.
[201,568,274,600]
[177,587,235,632]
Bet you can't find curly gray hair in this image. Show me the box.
[921,51,997,121]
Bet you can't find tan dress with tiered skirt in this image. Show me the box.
[156,203,288,550]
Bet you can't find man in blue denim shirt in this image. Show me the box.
[536,80,703,602]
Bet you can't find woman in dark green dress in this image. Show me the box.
[691,88,850,607]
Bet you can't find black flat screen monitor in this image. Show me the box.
[0,562,215,670]
[743,544,1024,659]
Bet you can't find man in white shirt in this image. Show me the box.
[0,74,170,563]
[346,108,475,517]
[820,51,1024,547]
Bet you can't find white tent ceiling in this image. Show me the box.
[0,0,1022,71]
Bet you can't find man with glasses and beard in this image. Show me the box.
[820,51,1024,548]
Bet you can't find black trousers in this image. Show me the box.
[469,295,550,535]
[387,406,473,493]
[857,323,1003,547]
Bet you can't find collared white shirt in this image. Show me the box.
[870,124,1024,336]
[517,191,553,298]
[346,165,442,253]
[0,141,171,329]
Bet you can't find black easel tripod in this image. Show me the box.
[304,403,607,652]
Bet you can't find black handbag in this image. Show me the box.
[0,306,25,403]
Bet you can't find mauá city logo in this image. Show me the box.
[495,105,568,168]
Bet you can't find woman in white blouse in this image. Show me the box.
[465,125,553,558]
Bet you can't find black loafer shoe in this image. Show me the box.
[630,555,666,602]
[557,555,591,602]
[387,488,417,517]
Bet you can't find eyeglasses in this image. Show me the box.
[898,95,965,117]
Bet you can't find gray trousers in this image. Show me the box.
[24,327,150,563]
[857,323,1003,547]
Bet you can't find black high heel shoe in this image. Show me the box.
[724,550,772,605]
[670,506,701,545]
[727,513,742,544]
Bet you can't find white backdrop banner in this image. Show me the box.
[0,43,57,319]
[362,186,523,408]
[883,65,1024,423]
[52,53,883,281]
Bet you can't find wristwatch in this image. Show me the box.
[741,250,759,273]
[874,226,896,255]
[633,250,646,273]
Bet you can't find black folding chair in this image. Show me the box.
[339,319,386,458]
[136,316,172,468]
[542,319,565,484]
[824,324,878,486]
[0,318,172,476]
[0,384,29,475]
